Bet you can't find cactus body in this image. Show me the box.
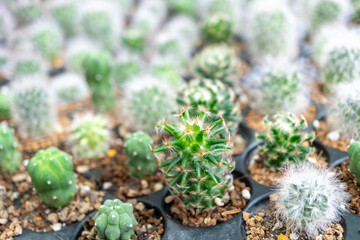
[52,73,88,104]
[0,123,21,174]
[50,1,77,38]
[27,147,77,208]
[9,0,42,25]
[125,131,156,179]
[94,199,137,240]
[348,140,360,184]
[15,57,42,77]
[0,92,11,120]
[201,13,233,43]
[122,28,146,54]
[311,0,341,33]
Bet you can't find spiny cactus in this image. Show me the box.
[201,13,233,43]
[125,131,157,179]
[194,44,236,86]
[0,123,21,174]
[94,199,137,240]
[52,72,89,104]
[49,0,77,38]
[256,113,315,170]
[14,56,42,77]
[348,139,360,184]
[276,163,348,238]
[69,115,110,159]
[113,52,142,85]
[176,79,240,135]
[82,51,115,112]
[151,58,182,88]
[0,91,11,120]
[122,28,146,54]
[8,0,42,25]
[27,147,77,208]
[166,0,196,16]
[153,108,234,209]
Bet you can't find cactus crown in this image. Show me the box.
[69,115,110,159]
[153,108,234,209]
[201,13,233,43]
[256,113,315,170]
[94,199,137,240]
[27,147,77,208]
[52,72,88,104]
[0,123,21,174]
[276,163,348,237]
[122,28,146,54]
[50,1,77,38]
[348,139,360,184]
[125,131,157,179]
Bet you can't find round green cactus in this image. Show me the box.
[27,147,77,208]
[94,199,137,240]
[0,124,21,174]
[348,140,360,184]
[201,13,233,43]
[122,28,146,54]
[50,1,77,38]
[0,92,11,120]
[166,0,196,16]
[311,0,341,33]
[11,1,42,25]
[15,58,42,76]
[124,131,157,179]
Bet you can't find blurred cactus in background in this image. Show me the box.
[113,50,143,86]
[165,0,196,16]
[0,91,12,120]
[14,55,43,77]
[49,0,77,39]
[0,123,21,174]
[6,0,42,26]
[348,139,360,184]
[201,13,233,43]
[52,72,89,104]
[122,28,146,54]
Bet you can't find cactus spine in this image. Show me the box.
[0,123,21,174]
[348,140,360,184]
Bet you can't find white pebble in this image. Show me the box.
[313,120,320,129]
[241,189,251,200]
[23,160,29,166]
[103,182,113,190]
[214,197,224,206]
[51,223,62,231]
[327,131,340,141]
[307,157,317,164]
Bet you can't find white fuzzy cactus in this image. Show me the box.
[52,72,89,104]
[113,49,144,86]
[48,0,78,38]
[7,0,42,26]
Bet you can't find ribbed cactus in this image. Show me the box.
[153,108,234,209]
[122,28,146,54]
[69,115,110,159]
[256,113,315,170]
[94,199,137,240]
[276,163,348,237]
[27,147,77,208]
[194,44,236,86]
[0,91,11,120]
[124,131,157,179]
[201,13,233,43]
[176,78,240,135]
[50,0,77,38]
[52,72,88,104]
[348,140,360,184]
[0,123,21,174]
[82,51,115,112]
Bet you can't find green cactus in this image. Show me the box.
[311,0,341,33]
[122,28,146,54]
[94,199,137,240]
[0,92,11,120]
[166,0,196,16]
[82,51,115,112]
[27,147,77,208]
[153,108,234,209]
[151,63,182,88]
[256,113,315,170]
[113,61,141,85]
[50,2,77,38]
[12,2,42,25]
[70,115,110,159]
[0,124,21,174]
[194,44,236,86]
[176,79,240,135]
[201,13,233,43]
[124,131,157,179]
[15,58,42,76]
[52,73,88,104]
[348,140,360,184]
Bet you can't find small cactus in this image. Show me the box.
[52,72,89,104]
[0,91,11,120]
[14,56,42,77]
[166,0,196,16]
[94,199,137,240]
[124,131,157,179]
[201,13,233,43]
[256,113,315,170]
[113,53,142,85]
[122,28,146,54]
[153,108,234,209]
[0,123,21,174]
[69,115,110,159]
[276,163,349,237]
[49,0,77,38]
[27,147,77,208]
[151,58,182,88]
[348,139,360,184]
[8,0,42,25]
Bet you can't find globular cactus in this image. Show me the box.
[82,51,115,112]
[201,13,233,43]
[113,51,142,86]
[94,199,137,240]
[0,91,11,120]
[151,57,182,88]
[176,78,240,135]
[348,139,360,184]
[124,131,157,179]
[166,0,196,16]
[49,0,77,38]
[276,163,349,238]
[27,147,77,208]
[14,56,42,77]
[121,28,146,54]
[153,108,234,209]
[7,0,42,26]
[194,44,236,86]
[52,72,89,104]
[69,115,110,159]
[256,113,315,170]
[0,123,21,174]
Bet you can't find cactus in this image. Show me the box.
[276,163,348,237]
[15,56,42,77]
[0,91,11,120]
[50,0,77,38]
[9,0,42,25]
[176,78,240,135]
[27,147,77,208]
[194,44,236,86]
[122,28,146,54]
[82,51,115,112]
[153,108,234,209]
[94,199,137,240]
[113,58,142,86]
[0,123,21,174]
[52,72,89,104]
[165,0,196,16]
[124,131,157,179]
[151,58,182,88]
[256,113,315,170]
[201,13,233,43]
[348,140,360,184]
[69,115,110,159]
[310,0,345,33]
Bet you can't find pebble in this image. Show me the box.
[0,218,8,225]
[13,225,22,236]
[77,202,90,214]
[141,180,149,189]
[103,182,112,190]
[51,223,62,231]
[307,157,317,164]
[327,131,340,141]
[47,213,58,224]
[135,202,145,211]
[214,197,224,206]
[58,207,69,222]
[241,189,251,200]
[11,174,27,182]
[76,165,89,173]
[153,183,163,191]
[127,189,137,197]
[313,120,320,129]
[164,195,174,204]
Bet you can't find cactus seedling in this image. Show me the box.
[50,0,77,38]
[153,108,234,209]
[256,113,315,170]
[94,199,137,240]
[348,139,360,184]
[125,131,157,179]
[276,163,348,238]
[201,13,233,43]
[27,147,77,208]
[0,123,21,174]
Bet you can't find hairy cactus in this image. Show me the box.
[166,0,196,16]
[194,44,236,86]
[348,140,360,184]
[151,58,182,88]
[50,0,77,38]
[153,108,234,209]
[125,131,157,179]
[52,72,89,104]
[0,123,21,174]
[94,199,137,240]
[122,28,146,54]
[176,79,240,135]
[15,56,42,77]
[8,0,42,25]
[113,53,142,85]
[27,147,77,208]
[0,91,11,120]
[82,51,115,112]
[69,115,110,159]
[201,13,233,43]
[256,113,315,170]
[276,163,348,237]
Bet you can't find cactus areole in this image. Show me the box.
[153,108,234,209]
